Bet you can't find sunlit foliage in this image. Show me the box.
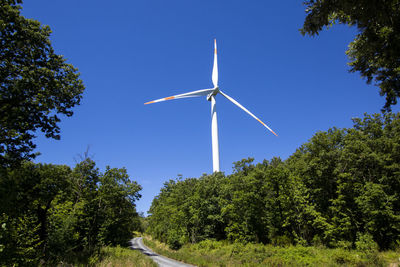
[147,112,400,251]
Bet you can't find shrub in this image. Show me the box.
[355,232,379,252]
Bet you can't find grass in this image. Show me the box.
[54,246,157,266]
[95,246,157,267]
[143,236,400,267]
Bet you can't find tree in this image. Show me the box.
[221,160,269,243]
[0,162,72,265]
[301,0,400,111]
[189,173,226,243]
[98,166,142,246]
[147,178,198,249]
[0,0,84,166]
[72,158,102,255]
[333,113,400,249]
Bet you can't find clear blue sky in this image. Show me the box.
[22,0,399,215]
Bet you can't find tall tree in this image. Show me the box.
[0,162,72,265]
[0,0,84,166]
[301,0,400,111]
[72,158,101,255]
[98,166,142,246]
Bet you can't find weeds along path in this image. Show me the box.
[130,237,196,267]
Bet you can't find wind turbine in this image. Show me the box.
[145,39,277,172]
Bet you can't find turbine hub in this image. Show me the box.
[207,87,219,101]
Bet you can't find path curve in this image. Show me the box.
[130,237,196,267]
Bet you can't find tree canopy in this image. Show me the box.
[0,158,143,265]
[147,112,400,250]
[301,0,400,111]
[0,0,85,166]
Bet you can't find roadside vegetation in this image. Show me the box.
[96,246,157,267]
[144,236,399,267]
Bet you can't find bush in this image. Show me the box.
[355,232,379,252]
[167,230,183,250]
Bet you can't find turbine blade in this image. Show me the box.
[212,39,218,88]
[219,90,278,136]
[144,88,215,105]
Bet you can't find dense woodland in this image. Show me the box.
[0,158,143,265]
[147,112,400,251]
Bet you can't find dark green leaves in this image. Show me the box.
[0,0,85,166]
[0,159,143,265]
[301,0,400,111]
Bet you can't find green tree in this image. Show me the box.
[332,113,400,249]
[221,158,268,243]
[46,159,143,262]
[0,0,84,166]
[288,128,344,221]
[0,213,41,266]
[147,179,177,244]
[0,158,143,265]
[188,172,226,243]
[72,158,102,255]
[98,166,142,246]
[287,112,400,248]
[0,162,72,265]
[147,178,198,249]
[46,195,80,263]
[301,0,400,111]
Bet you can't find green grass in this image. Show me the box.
[143,236,400,267]
[54,245,157,266]
[95,246,157,267]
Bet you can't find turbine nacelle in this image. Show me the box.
[207,87,219,101]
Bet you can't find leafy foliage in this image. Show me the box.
[143,236,393,267]
[98,166,142,246]
[0,0,85,166]
[0,159,142,265]
[147,112,400,251]
[97,246,157,267]
[301,0,400,111]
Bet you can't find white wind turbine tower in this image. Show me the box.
[145,39,278,172]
